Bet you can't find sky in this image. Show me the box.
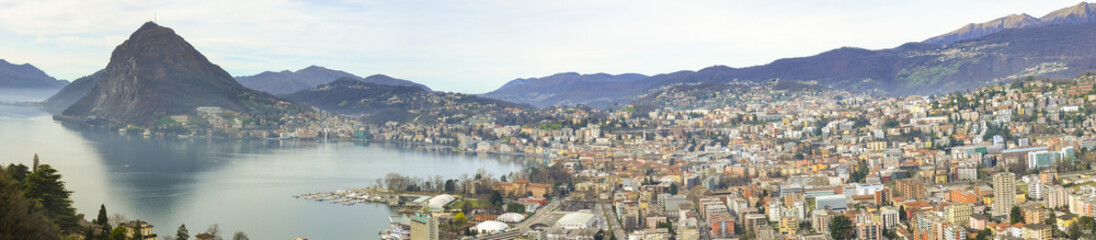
[0,0,1084,93]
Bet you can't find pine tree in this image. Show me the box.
[1010,206,1023,224]
[0,165,61,240]
[22,164,79,231]
[96,204,110,230]
[176,224,189,240]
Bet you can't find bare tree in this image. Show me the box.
[109,213,128,227]
[205,224,223,240]
[232,231,249,240]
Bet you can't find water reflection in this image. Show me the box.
[0,105,525,239]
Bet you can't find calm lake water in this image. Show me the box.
[0,93,525,239]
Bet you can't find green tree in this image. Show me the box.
[0,165,60,240]
[506,203,525,213]
[829,215,854,240]
[974,228,992,240]
[898,205,906,223]
[133,222,144,240]
[109,227,125,240]
[5,163,29,183]
[22,164,78,231]
[1069,224,1081,240]
[96,204,110,231]
[1010,206,1023,224]
[669,183,679,195]
[176,224,189,240]
[489,190,504,208]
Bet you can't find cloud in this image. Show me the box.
[0,0,1083,93]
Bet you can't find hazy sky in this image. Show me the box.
[0,0,1083,93]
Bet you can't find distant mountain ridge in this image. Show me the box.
[483,72,648,108]
[55,22,305,126]
[479,2,1096,109]
[287,77,527,124]
[926,2,1096,45]
[0,59,68,89]
[235,66,430,94]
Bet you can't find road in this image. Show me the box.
[595,202,627,240]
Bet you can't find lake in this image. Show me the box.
[0,94,526,239]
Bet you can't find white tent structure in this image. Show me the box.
[473,220,509,234]
[426,194,455,211]
[497,213,526,223]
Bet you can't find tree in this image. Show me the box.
[668,183,679,195]
[5,163,29,183]
[1068,223,1081,240]
[506,203,525,213]
[176,224,189,240]
[489,190,504,208]
[133,222,144,240]
[22,164,78,231]
[829,215,854,240]
[205,224,223,240]
[96,204,110,231]
[898,205,906,223]
[0,164,60,240]
[232,231,249,240]
[109,227,126,240]
[1010,206,1023,224]
[974,228,992,240]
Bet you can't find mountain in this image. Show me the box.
[0,59,68,89]
[924,14,1040,45]
[482,72,648,108]
[41,70,102,114]
[925,2,1096,45]
[235,66,430,94]
[286,77,529,124]
[56,22,305,126]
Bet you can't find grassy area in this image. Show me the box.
[449,199,483,209]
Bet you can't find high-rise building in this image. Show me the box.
[992,172,1017,217]
[411,213,438,240]
[880,206,900,228]
[1047,185,1068,210]
[896,179,925,199]
[856,222,883,240]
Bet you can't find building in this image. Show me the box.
[857,222,883,240]
[1028,182,1046,200]
[779,216,798,235]
[120,220,157,240]
[555,212,599,230]
[881,206,900,228]
[873,188,892,205]
[411,213,439,240]
[812,210,832,233]
[992,172,1017,217]
[1022,205,1048,225]
[816,194,848,211]
[1047,185,1068,209]
[943,225,966,240]
[945,204,972,226]
[896,179,925,199]
[708,212,735,238]
[494,179,553,197]
[1023,223,1051,240]
[744,213,768,232]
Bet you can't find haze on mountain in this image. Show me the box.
[286,77,528,124]
[234,66,430,95]
[482,72,647,108]
[52,22,307,126]
[484,1,1096,109]
[0,59,68,89]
